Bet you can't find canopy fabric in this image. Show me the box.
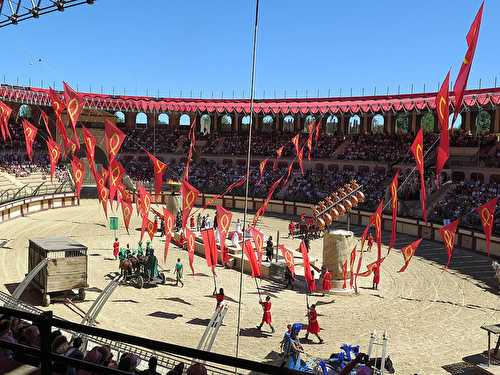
[1,85,499,115]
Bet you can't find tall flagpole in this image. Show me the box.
[235,0,260,362]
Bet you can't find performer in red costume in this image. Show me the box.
[257,295,275,333]
[113,238,119,260]
[305,304,323,343]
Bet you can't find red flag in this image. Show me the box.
[291,133,300,156]
[82,126,96,166]
[243,240,261,278]
[216,205,232,264]
[283,160,294,186]
[249,226,264,265]
[203,176,246,209]
[63,81,83,143]
[398,238,423,273]
[342,260,348,289]
[410,129,427,222]
[300,241,313,288]
[297,146,305,176]
[109,159,125,203]
[55,116,70,151]
[349,246,356,288]
[354,223,372,289]
[184,116,197,180]
[314,120,321,143]
[48,87,65,120]
[258,158,268,184]
[141,216,157,242]
[279,244,295,276]
[436,71,450,178]
[251,176,283,227]
[136,182,151,219]
[201,228,218,272]
[39,110,52,138]
[46,138,61,180]
[357,257,385,277]
[121,200,133,234]
[147,152,168,195]
[307,123,314,160]
[163,208,176,263]
[185,227,195,274]
[70,156,85,199]
[475,198,497,256]
[21,119,38,161]
[273,145,284,171]
[181,179,200,229]
[104,119,126,163]
[453,2,484,122]
[439,219,460,268]
[370,200,384,260]
[0,100,13,142]
[98,184,109,218]
[389,170,399,252]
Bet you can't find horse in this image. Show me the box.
[119,259,132,277]
[492,261,500,289]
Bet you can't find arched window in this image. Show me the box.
[262,115,274,132]
[241,115,251,131]
[200,114,211,134]
[348,115,361,134]
[220,114,232,132]
[395,114,409,134]
[304,115,316,132]
[135,112,147,128]
[371,114,384,134]
[283,115,294,132]
[158,113,169,125]
[18,104,31,119]
[179,114,191,126]
[326,115,338,135]
[421,112,435,133]
[114,111,125,124]
[449,113,462,130]
[475,110,491,135]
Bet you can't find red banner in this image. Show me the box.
[243,240,261,278]
[439,219,459,268]
[121,200,133,234]
[82,126,96,167]
[141,216,157,242]
[201,228,217,272]
[184,116,197,180]
[98,184,109,218]
[342,260,347,289]
[357,257,385,277]
[48,87,65,120]
[252,176,283,227]
[307,123,314,160]
[109,159,125,203]
[249,226,264,265]
[297,146,305,175]
[21,119,38,161]
[314,120,321,143]
[104,119,126,163]
[389,170,399,252]
[273,145,284,170]
[300,241,313,289]
[370,200,384,260]
[0,100,13,142]
[453,2,484,122]
[181,179,200,229]
[398,238,423,273]
[39,110,52,138]
[147,152,168,195]
[216,205,232,264]
[203,176,246,209]
[46,138,61,180]
[349,246,356,288]
[475,197,497,256]
[435,71,450,179]
[63,82,83,144]
[136,182,151,219]
[163,208,176,263]
[410,128,427,222]
[70,156,85,199]
[55,116,70,153]
[186,227,195,274]
[291,133,300,156]
[283,160,294,186]
[279,244,295,276]
[258,158,268,184]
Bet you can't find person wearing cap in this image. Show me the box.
[257,295,275,333]
[113,238,120,260]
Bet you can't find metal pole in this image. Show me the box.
[235,0,260,362]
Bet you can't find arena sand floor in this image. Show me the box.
[0,199,498,374]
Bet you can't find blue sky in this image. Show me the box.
[0,0,497,98]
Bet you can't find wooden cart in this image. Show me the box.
[28,237,88,307]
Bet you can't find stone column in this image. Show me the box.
[322,229,355,292]
[362,115,368,134]
[295,115,302,133]
[212,113,218,133]
[464,111,471,132]
[340,115,346,135]
[233,112,239,133]
[125,112,135,130]
[384,113,392,134]
[495,106,500,133]
[170,112,180,131]
[275,114,283,133]
[411,112,417,133]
